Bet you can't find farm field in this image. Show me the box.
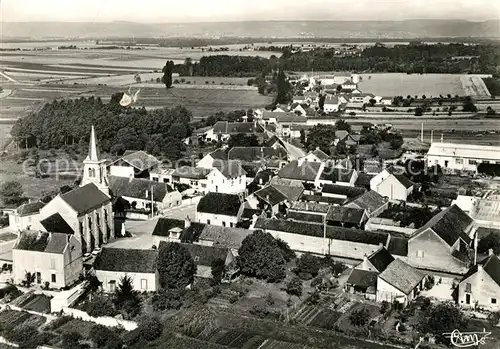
[358,73,492,97]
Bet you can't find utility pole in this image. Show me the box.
[420,123,424,142]
[323,214,327,256]
[150,185,154,219]
[430,130,434,143]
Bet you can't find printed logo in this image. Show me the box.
[442,329,491,347]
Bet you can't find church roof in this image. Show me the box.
[86,125,101,162]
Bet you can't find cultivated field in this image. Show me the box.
[358,73,492,97]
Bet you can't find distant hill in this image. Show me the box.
[2,19,499,40]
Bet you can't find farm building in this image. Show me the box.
[427,142,500,172]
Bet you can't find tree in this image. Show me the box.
[227,133,259,148]
[90,324,113,347]
[184,57,193,76]
[61,332,82,349]
[86,295,116,317]
[211,258,226,284]
[419,303,468,344]
[300,129,306,144]
[275,68,291,105]
[369,98,376,106]
[157,242,196,289]
[380,301,390,314]
[318,94,326,110]
[286,276,303,297]
[487,311,500,327]
[0,181,24,205]
[335,119,351,132]
[389,134,404,150]
[237,230,286,282]
[306,124,337,154]
[349,307,370,327]
[477,232,500,255]
[162,60,174,88]
[276,238,295,262]
[137,315,163,341]
[462,96,478,112]
[414,107,423,116]
[113,275,142,317]
[296,253,320,278]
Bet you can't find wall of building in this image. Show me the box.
[376,176,408,201]
[207,170,246,194]
[109,166,135,179]
[376,277,409,305]
[196,212,238,228]
[427,155,479,171]
[95,270,158,293]
[196,265,212,278]
[8,213,43,232]
[365,220,416,236]
[458,267,500,311]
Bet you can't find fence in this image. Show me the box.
[61,306,137,331]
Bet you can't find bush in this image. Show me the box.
[47,315,73,330]
[311,277,323,288]
[86,295,116,317]
[61,331,82,349]
[152,288,184,310]
[250,305,270,318]
[137,315,163,341]
[380,301,390,314]
[421,297,432,311]
[424,275,435,290]
[392,300,403,312]
[349,307,370,327]
[306,290,320,305]
[286,276,303,297]
[296,253,320,277]
[90,324,113,347]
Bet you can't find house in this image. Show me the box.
[321,184,366,200]
[326,206,368,228]
[345,191,388,217]
[204,121,259,142]
[248,186,289,216]
[12,231,82,288]
[407,205,477,279]
[370,168,415,201]
[319,167,358,187]
[39,183,114,254]
[207,161,247,194]
[346,247,395,297]
[108,150,160,179]
[8,201,45,232]
[149,167,175,184]
[292,95,307,104]
[289,201,330,216]
[278,159,324,186]
[356,173,375,190]
[171,166,210,194]
[323,95,341,113]
[183,244,233,279]
[453,193,500,230]
[109,176,182,213]
[427,142,500,172]
[301,147,330,163]
[94,248,158,293]
[197,149,228,169]
[195,225,253,251]
[276,113,307,127]
[196,192,242,227]
[151,217,206,245]
[268,177,305,202]
[291,103,307,116]
[376,258,425,306]
[227,147,288,164]
[458,254,500,310]
[363,160,383,175]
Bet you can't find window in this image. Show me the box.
[468,159,478,165]
[207,219,211,225]
[455,158,463,164]
[222,222,226,227]
[141,279,148,290]
[230,223,234,228]
[416,250,424,258]
[50,258,55,269]
[492,298,497,304]
[109,280,116,293]
[163,178,169,183]
[51,274,56,283]
[465,282,472,292]
[152,177,158,182]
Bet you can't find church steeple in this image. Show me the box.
[82,126,109,195]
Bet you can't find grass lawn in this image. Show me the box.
[336,302,381,335]
[55,318,95,338]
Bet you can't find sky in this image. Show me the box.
[1,0,499,22]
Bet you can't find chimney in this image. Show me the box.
[489,248,494,256]
[185,216,191,228]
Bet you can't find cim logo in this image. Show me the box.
[442,329,492,348]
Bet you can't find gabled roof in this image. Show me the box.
[387,237,409,257]
[378,259,424,295]
[363,160,382,174]
[60,183,110,215]
[326,206,366,225]
[197,225,253,249]
[309,148,329,161]
[278,160,322,182]
[172,166,210,180]
[367,247,395,273]
[320,167,355,183]
[16,201,45,216]
[277,113,307,124]
[356,173,375,187]
[183,243,229,266]
[386,167,415,189]
[461,254,500,287]
[94,248,157,273]
[40,213,74,235]
[300,194,346,205]
[111,150,160,171]
[197,193,241,216]
[254,186,288,206]
[335,130,349,140]
[151,218,206,240]
[346,269,378,289]
[109,176,176,202]
[411,205,473,247]
[287,211,324,224]
[228,147,287,163]
[212,161,247,179]
[269,177,304,202]
[322,184,366,197]
[346,191,387,214]
[213,121,257,134]
[14,231,69,254]
[289,201,330,214]
[208,149,228,161]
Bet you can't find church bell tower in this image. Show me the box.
[81,125,109,195]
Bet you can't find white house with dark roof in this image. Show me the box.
[94,248,158,292]
[344,191,389,217]
[278,159,324,187]
[458,254,500,310]
[197,149,228,169]
[207,161,247,194]
[170,166,210,194]
[12,231,82,288]
[183,243,233,279]
[370,168,415,202]
[427,142,500,172]
[8,201,46,232]
[204,121,259,142]
[196,192,243,227]
[108,150,160,179]
[323,95,341,113]
[301,147,330,163]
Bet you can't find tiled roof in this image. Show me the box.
[394,174,415,189]
[346,191,387,214]
[322,184,366,197]
[363,160,382,174]
[300,194,346,205]
[367,247,395,273]
[378,259,424,295]
[213,121,257,134]
[412,205,473,247]
[152,218,205,240]
[254,218,388,245]
[461,254,500,287]
[289,201,330,214]
[109,176,176,202]
[94,248,157,273]
[14,231,69,254]
[254,169,274,184]
[115,150,160,171]
[278,160,322,182]
[320,167,355,183]
[326,207,366,225]
[387,237,409,257]
[310,148,329,161]
[269,177,304,202]
[228,147,287,163]
[60,183,110,215]
[287,211,324,224]
[16,201,45,216]
[346,269,378,289]
[209,149,228,161]
[241,207,263,219]
[40,213,75,235]
[172,166,210,180]
[335,130,349,140]
[197,225,253,249]
[355,173,375,187]
[183,243,228,266]
[254,186,288,206]
[212,161,247,179]
[277,113,307,124]
[197,193,241,216]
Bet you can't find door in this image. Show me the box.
[466,294,471,305]
[36,272,41,284]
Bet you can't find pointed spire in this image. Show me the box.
[87,125,100,161]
